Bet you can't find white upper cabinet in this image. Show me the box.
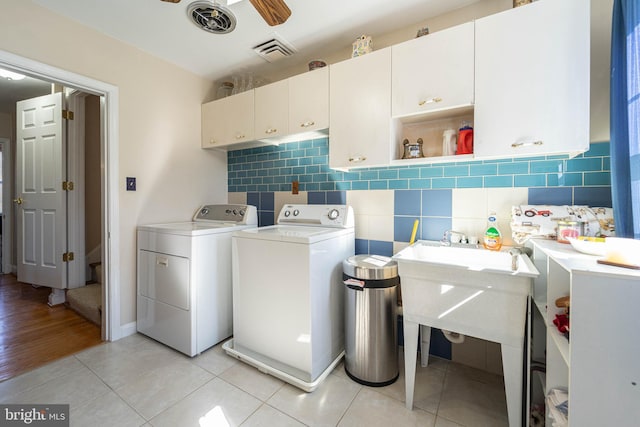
[201,90,255,150]
[255,79,289,141]
[329,48,393,170]
[474,0,590,158]
[392,22,474,118]
[289,67,329,134]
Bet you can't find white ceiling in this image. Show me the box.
[31,0,481,82]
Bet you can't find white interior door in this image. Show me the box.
[16,92,67,289]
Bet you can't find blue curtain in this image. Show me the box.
[610,0,640,238]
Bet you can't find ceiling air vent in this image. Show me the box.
[252,35,296,63]
[187,1,236,34]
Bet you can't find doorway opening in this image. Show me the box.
[0,49,121,345]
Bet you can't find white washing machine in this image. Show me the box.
[137,204,257,357]
[223,204,355,391]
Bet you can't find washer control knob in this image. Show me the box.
[239,209,245,216]
[225,209,232,214]
[293,209,300,216]
[328,209,340,220]
[201,207,210,216]
[284,210,291,217]
[232,209,238,216]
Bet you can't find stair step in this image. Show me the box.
[66,283,101,325]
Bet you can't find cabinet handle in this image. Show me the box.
[209,139,216,145]
[265,128,278,134]
[300,121,315,128]
[418,97,442,106]
[235,134,245,139]
[511,140,544,148]
[348,156,367,163]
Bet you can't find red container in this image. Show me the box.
[457,127,474,155]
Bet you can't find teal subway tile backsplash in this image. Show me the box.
[227,138,611,193]
[399,168,420,179]
[566,157,603,172]
[584,171,611,185]
[514,174,546,187]
[443,165,470,177]
[530,160,564,173]
[457,177,484,188]
[470,164,497,176]
[498,162,530,175]
[432,178,457,189]
[484,175,513,187]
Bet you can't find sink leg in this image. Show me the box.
[404,319,419,410]
[501,343,524,427]
[420,325,431,367]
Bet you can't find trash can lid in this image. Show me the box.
[343,255,398,280]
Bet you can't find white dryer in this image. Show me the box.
[137,204,257,356]
[224,204,355,391]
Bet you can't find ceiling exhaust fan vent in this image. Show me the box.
[187,1,236,34]
[252,35,296,63]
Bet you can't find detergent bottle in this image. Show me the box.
[456,120,474,155]
[483,212,503,251]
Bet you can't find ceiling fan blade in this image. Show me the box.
[249,0,291,26]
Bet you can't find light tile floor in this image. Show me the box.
[0,334,509,427]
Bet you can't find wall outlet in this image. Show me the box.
[291,180,299,195]
[126,177,136,191]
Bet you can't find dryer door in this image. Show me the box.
[138,250,190,310]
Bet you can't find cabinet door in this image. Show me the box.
[202,99,224,148]
[255,79,288,140]
[202,91,255,149]
[329,48,393,169]
[226,90,255,146]
[392,22,474,117]
[289,67,329,133]
[474,0,589,158]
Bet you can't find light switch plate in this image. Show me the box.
[126,177,136,191]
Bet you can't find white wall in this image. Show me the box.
[0,0,228,326]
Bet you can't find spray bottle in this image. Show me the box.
[483,212,503,251]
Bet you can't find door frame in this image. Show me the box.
[0,49,121,341]
[0,137,11,274]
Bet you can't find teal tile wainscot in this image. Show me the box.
[228,135,612,266]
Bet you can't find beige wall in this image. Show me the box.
[0,0,228,327]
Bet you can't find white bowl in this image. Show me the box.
[567,237,607,256]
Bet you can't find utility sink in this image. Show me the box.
[393,241,539,427]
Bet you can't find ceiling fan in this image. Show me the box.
[160,0,291,27]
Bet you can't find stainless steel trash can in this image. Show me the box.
[343,255,399,386]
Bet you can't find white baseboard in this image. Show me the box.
[118,321,137,340]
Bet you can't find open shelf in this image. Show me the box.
[390,105,474,165]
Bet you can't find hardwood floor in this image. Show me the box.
[0,274,103,382]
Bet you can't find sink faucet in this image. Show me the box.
[441,230,466,246]
[508,248,522,271]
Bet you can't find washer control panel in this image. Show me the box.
[277,204,354,228]
[193,204,257,225]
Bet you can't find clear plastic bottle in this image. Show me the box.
[483,212,503,251]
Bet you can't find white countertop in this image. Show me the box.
[529,238,640,279]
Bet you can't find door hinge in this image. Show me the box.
[62,252,75,262]
[62,181,74,191]
[62,109,74,120]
